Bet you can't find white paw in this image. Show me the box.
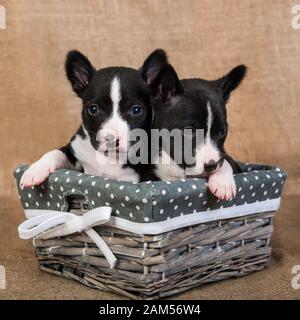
[208,160,236,201]
[20,161,56,188]
[20,150,68,188]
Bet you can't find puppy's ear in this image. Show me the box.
[151,64,184,101]
[140,49,169,85]
[65,50,96,97]
[217,65,247,102]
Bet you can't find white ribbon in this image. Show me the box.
[18,207,117,269]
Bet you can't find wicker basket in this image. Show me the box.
[14,162,287,299]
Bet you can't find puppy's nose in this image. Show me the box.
[204,160,218,172]
[106,134,119,147]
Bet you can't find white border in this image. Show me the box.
[24,197,281,235]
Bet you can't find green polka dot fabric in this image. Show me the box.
[14,162,287,223]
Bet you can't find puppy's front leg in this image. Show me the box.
[20,144,80,188]
[208,159,237,201]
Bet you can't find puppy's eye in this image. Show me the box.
[218,127,227,137]
[130,105,143,116]
[87,104,100,116]
[182,126,196,136]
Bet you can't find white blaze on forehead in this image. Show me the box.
[190,101,220,175]
[206,101,213,140]
[204,101,220,163]
[110,76,121,108]
[98,76,130,152]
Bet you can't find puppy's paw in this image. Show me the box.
[208,160,236,201]
[208,173,236,201]
[20,161,56,188]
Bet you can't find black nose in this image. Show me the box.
[204,160,218,172]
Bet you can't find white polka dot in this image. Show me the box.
[71,188,75,193]
[177,187,182,193]
[249,185,253,190]
[28,193,32,198]
[146,181,151,184]
[264,191,268,195]
[169,198,174,203]
[144,217,149,222]
[66,178,70,183]
[238,187,242,192]
[110,194,114,199]
[192,185,196,190]
[275,168,280,172]
[105,202,110,206]
[54,177,59,182]
[278,173,283,178]
[266,174,271,179]
[60,186,64,192]
[129,212,133,218]
[207,207,210,211]
[78,179,82,185]
[91,181,96,186]
[119,185,124,190]
[252,192,256,197]
[136,189,140,193]
[184,196,189,200]
[241,194,245,199]
[152,200,157,206]
[49,194,53,198]
[16,168,20,173]
[188,202,193,207]
[105,183,110,188]
[85,189,88,194]
[77,173,82,176]
[160,209,164,214]
[58,195,62,200]
[25,202,29,208]
[121,203,125,207]
[65,171,69,175]
[91,200,95,205]
[50,186,54,191]
[174,205,178,210]
[199,193,203,198]
[243,177,248,182]
[203,201,207,205]
[260,184,265,188]
[125,196,129,201]
[193,209,197,213]
[166,181,171,184]
[162,189,166,195]
[255,176,259,180]
[180,212,184,216]
[136,205,140,210]
[97,192,101,197]
[272,182,276,187]
[142,198,148,203]
[275,189,279,194]
[47,202,50,207]
[56,203,60,208]
[116,209,120,214]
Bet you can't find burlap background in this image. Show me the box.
[0,0,299,299]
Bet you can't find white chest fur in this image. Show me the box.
[71,134,139,182]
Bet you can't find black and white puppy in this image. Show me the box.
[21,50,168,186]
[141,51,247,200]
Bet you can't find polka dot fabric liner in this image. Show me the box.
[14,162,287,224]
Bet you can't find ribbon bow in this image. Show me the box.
[18,207,117,268]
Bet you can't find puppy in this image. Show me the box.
[21,50,169,186]
[141,51,246,200]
